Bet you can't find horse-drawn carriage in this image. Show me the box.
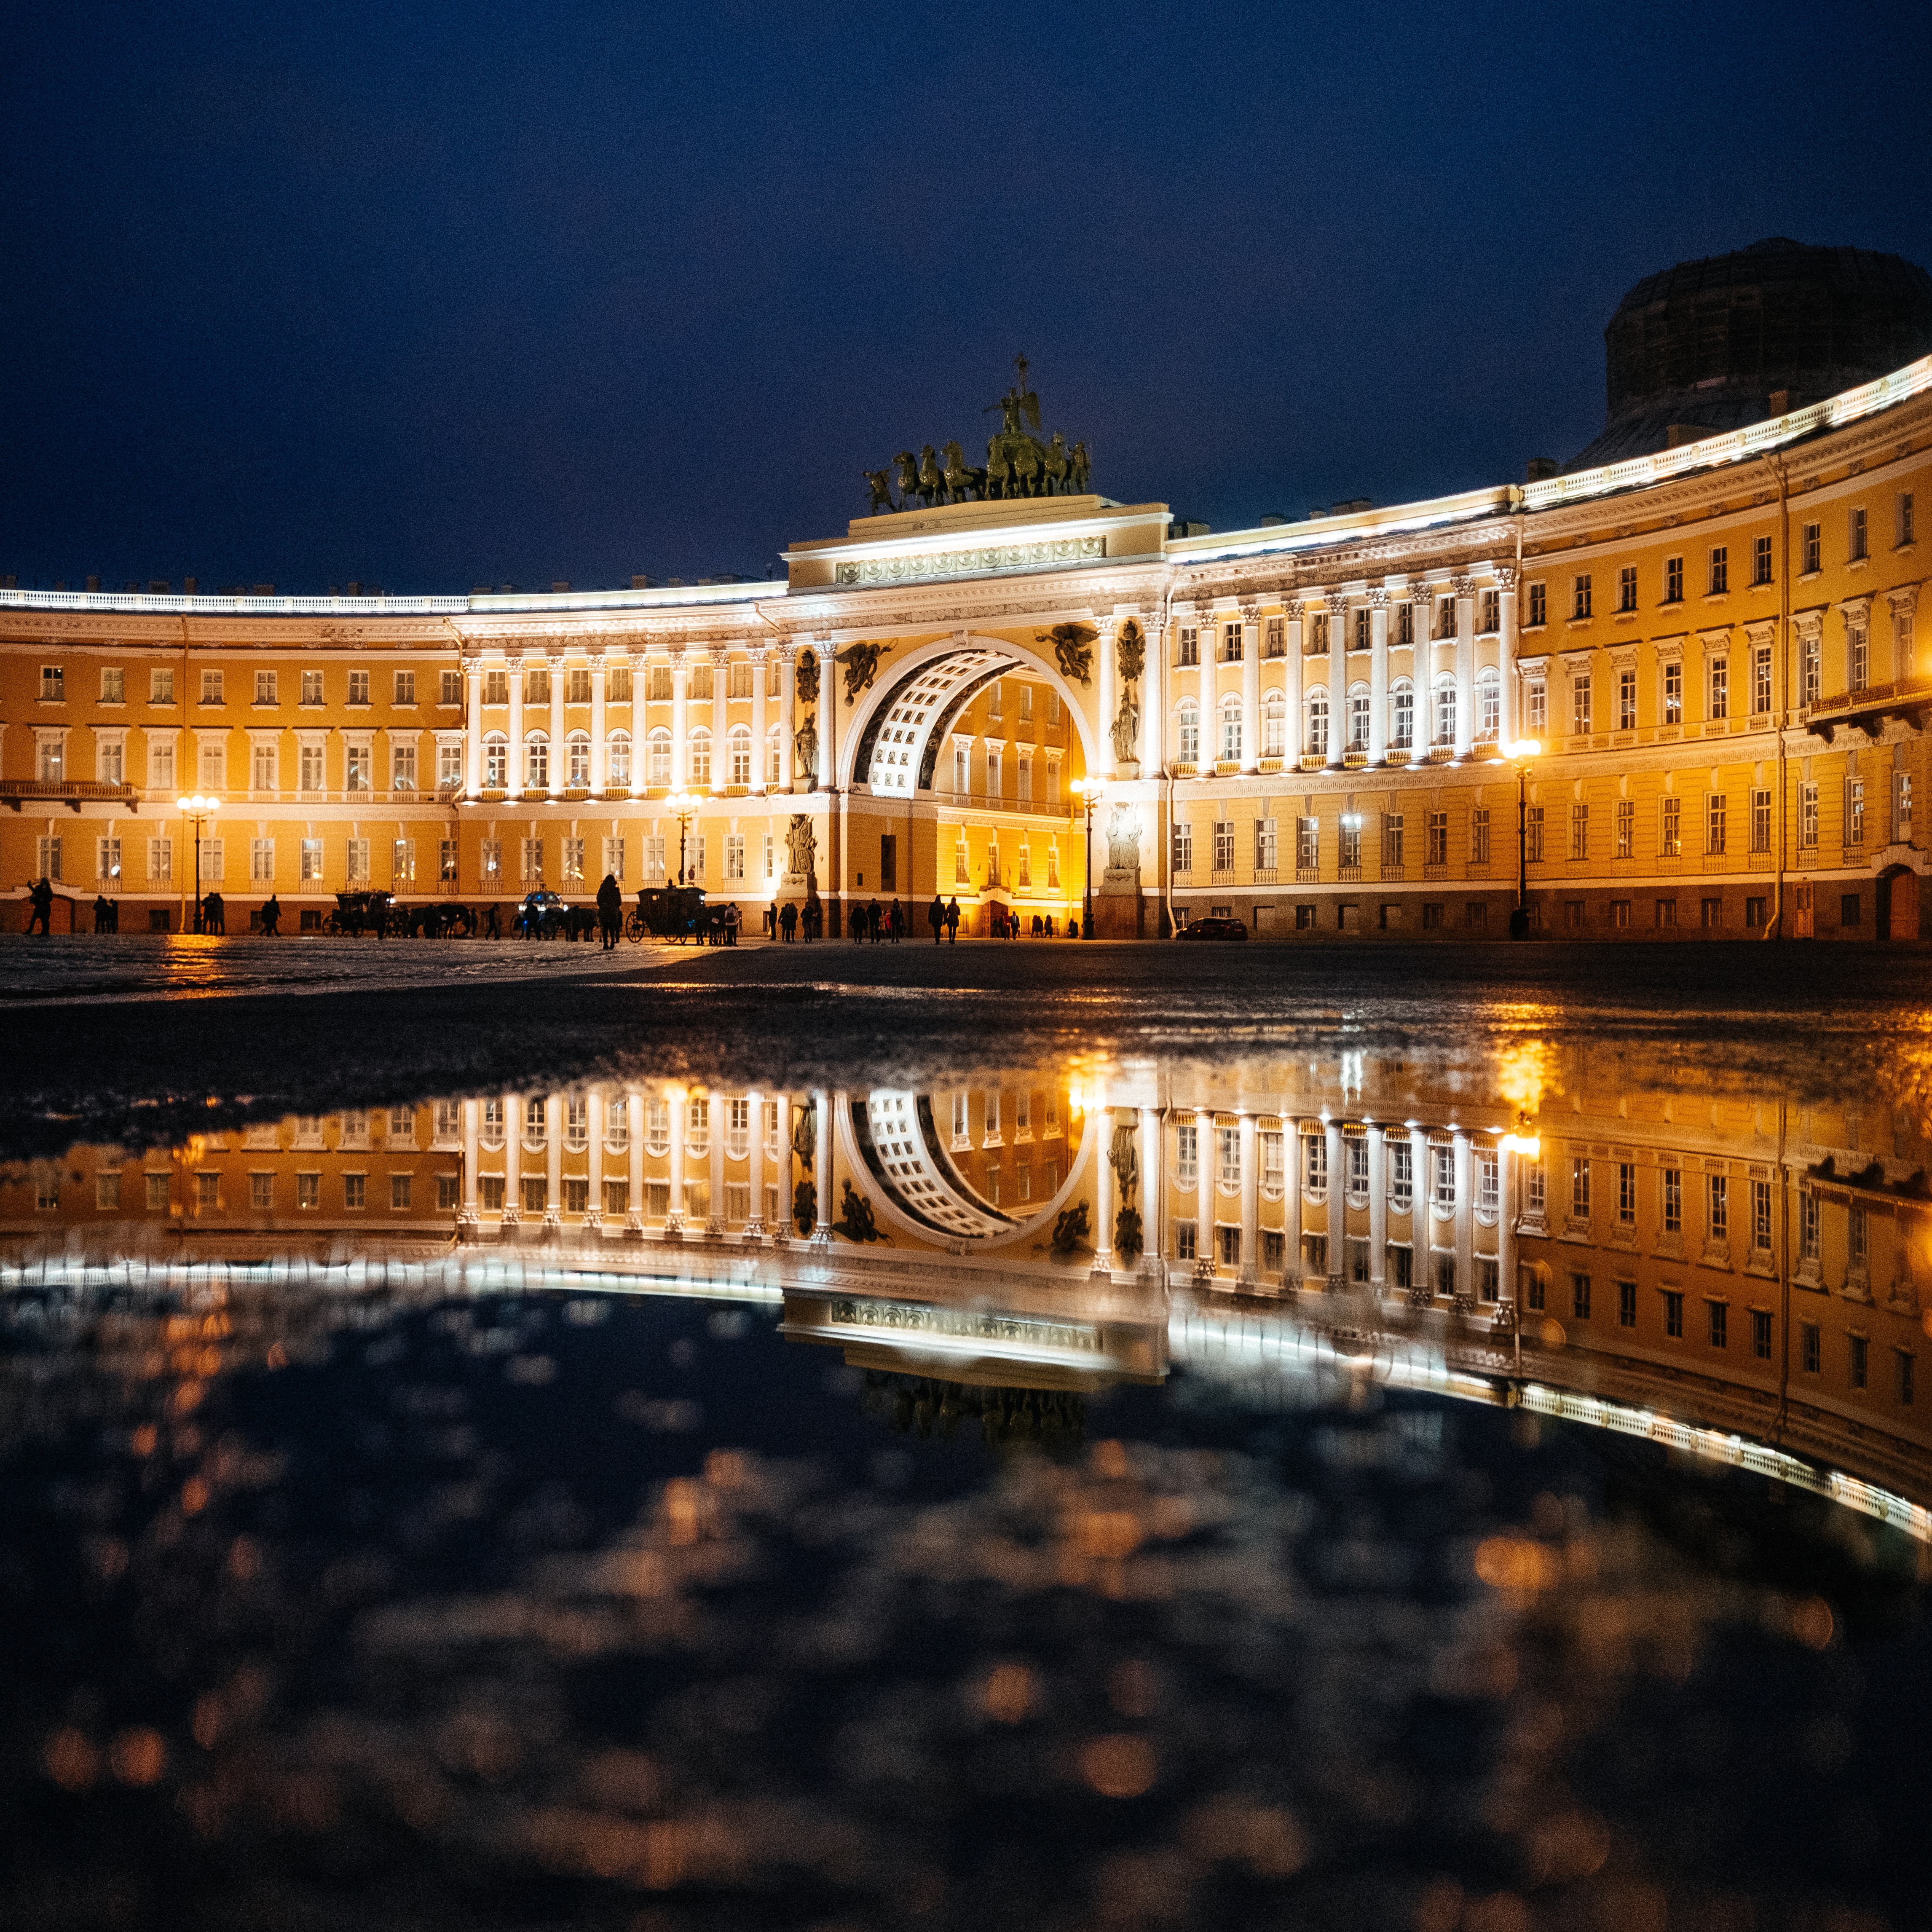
[627,885,737,945]
[325,890,393,936]
[516,890,599,941]
[394,901,477,938]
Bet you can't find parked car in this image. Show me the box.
[1176,915,1249,942]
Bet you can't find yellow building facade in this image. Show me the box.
[4,356,1928,939]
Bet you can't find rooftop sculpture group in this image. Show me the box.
[864,356,1091,514]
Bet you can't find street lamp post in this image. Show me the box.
[666,790,703,886]
[1070,778,1101,938]
[176,793,220,934]
[1495,739,1541,938]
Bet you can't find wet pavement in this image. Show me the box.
[3,942,1931,1929]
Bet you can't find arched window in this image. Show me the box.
[688,727,711,786]
[566,730,591,788]
[1390,679,1415,750]
[1262,689,1286,758]
[1476,667,1501,745]
[1305,688,1329,758]
[1219,694,1243,763]
[727,723,752,787]
[647,727,672,788]
[482,732,508,790]
[1433,676,1458,748]
[766,723,783,787]
[1347,683,1371,753]
[1177,698,1200,763]
[525,730,549,789]
[606,729,632,787]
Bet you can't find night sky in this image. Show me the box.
[3,1,1929,594]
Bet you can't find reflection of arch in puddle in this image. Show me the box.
[859,1370,1088,1458]
[844,1078,1092,1249]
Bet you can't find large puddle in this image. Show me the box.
[4,1015,1929,1927]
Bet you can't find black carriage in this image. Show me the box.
[516,890,599,941]
[393,902,477,938]
[628,884,735,944]
[325,890,394,936]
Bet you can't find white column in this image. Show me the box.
[1238,1113,1258,1285]
[1369,590,1391,765]
[751,649,769,793]
[1140,615,1165,773]
[464,655,485,799]
[1199,615,1217,772]
[505,657,524,801]
[1091,1104,1115,1277]
[590,654,608,794]
[780,647,799,795]
[502,1093,522,1226]
[1368,1123,1388,1292]
[459,1099,480,1237]
[1411,1125,1432,1297]
[1240,606,1261,775]
[586,1091,604,1230]
[666,1089,686,1236]
[1498,567,1519,750]
[544,1093,563,1229]
[1325,598,1347,769]
[1499,1142,1518,1309]
[711,646,729,785]
[746,1093,766,1239]
[1454,1129,1474,1300]
[1284,603,1304,772]
[626,1087,645,1236]
[1141,1105,1164,1283]
[708,1087,726,1235]
[1324,1118,1345,1286]
[1453,577,1474,761]
[1195,1106,1215,1281]
[548,650,566,790]
[670,651,689,790]
[1097,621,1117,782]
[812,1090,832,1243]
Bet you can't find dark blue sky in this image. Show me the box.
[3,0,1929,592]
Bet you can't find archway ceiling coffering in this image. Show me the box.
[857,647,1018,798]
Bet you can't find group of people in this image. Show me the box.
[769,896,826,943]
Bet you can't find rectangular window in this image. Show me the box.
[1470,808,1490,866]
[1224,620,1245,663]
[1708,1174,1729,1241]
[1614,1161,1635,1225]
[1525,806,1544,863]
[1663,1290,1684,1339]
[1527,582,1547,627]
[1800,781,1819,849]
[1176,1123,1198,1187]
[1616,667,1637,730]
[1426,811,1448,866]
[1571,1157,1590,1219]
[1899,492,1916,549]
[1572,575,1592,620]
[1708,657,1728,720]
[1613,798,1634,859]
[1212,820,1235,872]
[441,669,464,705]
[1178,626,1199,667]
[1662,659,1683,723]
[1256,817,1278,871]
[1304,1133,1326,1195]
[1849,505,1868,562]
[1849,1334,1868,1391]
[1752,646,1771,716]
[1708,547,1728,596]
[521,837,543,883]
[1802,521,1821,574]
[1618,1279,1638,1328]
[101,738,127,786]
[391,742,416,790]
[1265,617,1285,658]
[343,1172,367,1211]
[1569,802,1589,861]
[345,741,372,792]
[149,667,176,705]
[1617,565,1637,613]
[347,669,370,705]
[1801,1322,1821,1374]
[1752,535,1773,587]
[1526,678,1547,733]
[1899,1351,1916,1405]
[395,670,416,706]
[1660,796,1681,857]
[1572,1272,1592,1320]
[1706,794,1726,855]
[726,832,745,881]
[1383,814,1404,869]
[1750,788,1771,854]
[1664,556,1683,603]
[1571,672,1592,734]
[1172,822,1193,874]
[1296,817,1318,871]
[196,669,222,707]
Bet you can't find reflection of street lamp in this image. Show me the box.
[1069,777,1101,939]
[666,790,703,885]
[1493,739,1541,938]
[175,793,220,933]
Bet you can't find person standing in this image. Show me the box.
[928,895,945,944]
[595,872,623,950]
[93,894,113,934]
[26,878,53,935]
[945,896,960,945]
[261,892,281,936]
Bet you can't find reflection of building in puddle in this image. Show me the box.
[4,1047,1930,1530]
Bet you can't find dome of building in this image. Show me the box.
[1565,237,1932,470]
